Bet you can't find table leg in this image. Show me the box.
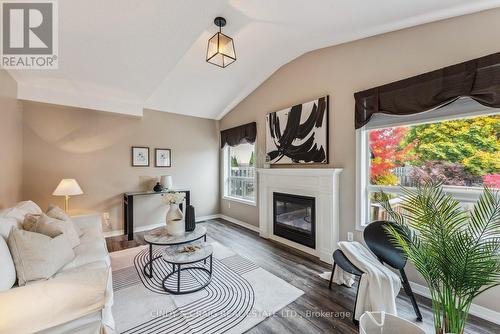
[148,244,153,277]
[125,195,134,241]
[203,235,207,264]
[209,255,213,275]
[177,264,181,293]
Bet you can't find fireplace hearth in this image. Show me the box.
[273,192,315,249]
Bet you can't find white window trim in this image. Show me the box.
[356,129,370,231]
[223,145,257,206]
[222,195,257,206]
[356,99,498,231]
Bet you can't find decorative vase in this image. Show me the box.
[153,182,163,192]
[166,203,185,236]
[185,205,196,232]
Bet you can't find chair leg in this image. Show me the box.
[329,262,336,289]
[400,269,423,321]
[352,277,361,325]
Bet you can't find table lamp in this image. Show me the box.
[52,179,83,212]
[160,175,173,190]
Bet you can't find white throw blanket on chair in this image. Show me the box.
[331,241,401,320]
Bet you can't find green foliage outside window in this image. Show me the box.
[402,115,499,175]
[248,151,256,166]
[370,114,500,187]
[231,156,239,167]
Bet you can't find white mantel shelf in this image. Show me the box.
[257,167,343,264]
[257,168,343,176]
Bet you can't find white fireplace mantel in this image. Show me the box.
[257,168,343,264]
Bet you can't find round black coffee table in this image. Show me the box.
[161,242,213,294]
[143,225,207,278]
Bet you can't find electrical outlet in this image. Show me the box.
[228,201,231,209]
[347,232,354,242]
[102,212,111,229]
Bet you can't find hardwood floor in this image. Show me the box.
[106,219,500,334]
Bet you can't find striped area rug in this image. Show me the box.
[111,241,303,334]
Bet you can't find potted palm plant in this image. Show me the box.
[378,183,500,334]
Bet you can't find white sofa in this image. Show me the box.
[0,202,115,334]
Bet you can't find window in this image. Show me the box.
[224,142,256,204]
[357,98,500,228]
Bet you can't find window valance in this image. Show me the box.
[220,122,257,148]
[354,52,500,129]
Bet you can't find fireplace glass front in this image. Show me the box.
[273,192,315,248]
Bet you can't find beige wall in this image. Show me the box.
[0,70,23,209]
[22,102,219,231]
[219,8,500,312]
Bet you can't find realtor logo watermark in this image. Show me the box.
[1,0,58,69]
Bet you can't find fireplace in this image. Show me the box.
[273,192,315,249]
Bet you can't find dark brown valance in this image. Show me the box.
[220,122,257,148]
[354,52,500,129]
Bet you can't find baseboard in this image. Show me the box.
[196,214,220,222]
[103,229,124,238]
[409,282,500,325]
[218,214,260,233]
[104,214,230,238]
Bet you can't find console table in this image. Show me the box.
[123,189,190,240]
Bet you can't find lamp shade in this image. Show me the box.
[160,175,173,189]
[206,17,236,68]
[52,179,83,196]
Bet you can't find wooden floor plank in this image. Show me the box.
[106,219,499,334]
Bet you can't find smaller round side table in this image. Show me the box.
[143,225,207,278]
[161,242,213,294]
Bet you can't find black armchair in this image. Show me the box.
[328,220,422,323]
[363,220,422,321]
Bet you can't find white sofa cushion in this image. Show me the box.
[72,213,103,232]
[0,237,16,291]
[24,214,80,248]
[8,229,75,286]
[47,205,84,236]
[62,240,110,271]
[0,216,19,241]
[0,261,111,334]
[79,224,103,245]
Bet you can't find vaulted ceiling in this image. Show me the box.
[8,0,500,119]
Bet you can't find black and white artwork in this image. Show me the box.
[266,96,328,164]
[132,147,149,167]
[155,148,171,167]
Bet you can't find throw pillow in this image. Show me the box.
[23,214,63,239]
[47,205,83,237]
[0,237,16,291]
[15,201,43,215]
[7,228,75,286]
[3,201,43,223]
[24,214,80,248]
[21,213,40,231]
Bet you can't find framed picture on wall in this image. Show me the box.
[131,146,149,167]
[266,95,329,164]
[155,148,172,167]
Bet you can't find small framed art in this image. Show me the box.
[131,147,149,167]
[155,148,172,167]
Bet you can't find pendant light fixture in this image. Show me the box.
[206,17,236,68]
